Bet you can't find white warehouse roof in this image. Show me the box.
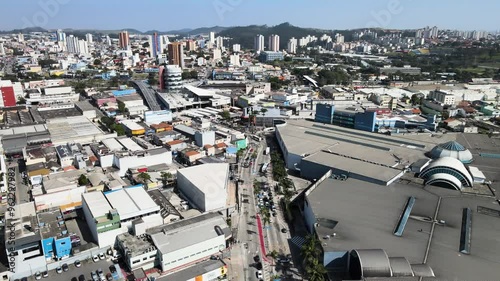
[104,186,159,220]
[177,163,229,195]
[83,191,113,218]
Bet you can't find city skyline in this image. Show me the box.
[2,0,499,32]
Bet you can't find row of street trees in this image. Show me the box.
[270,151,295,220]
[301,235,328,281]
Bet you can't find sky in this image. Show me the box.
[1,0,499,32]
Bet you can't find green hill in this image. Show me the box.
[217,22,336,50]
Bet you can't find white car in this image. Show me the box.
[98,252,106,260]
[92,255,99,262]
[256,270,263,279]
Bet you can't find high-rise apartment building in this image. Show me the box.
[186,40,196,51]
[168,42,184,68]
[66,35,79,53]
[209,32,215,44]
[149,32,161,58]
[216,36,224,49]
[268,34,280,52]
[85,33,93,44]
[119,31,130,49]
[232,44,241,52]
[254,34,265,52]
[56,29,66,42]
[78,40,89,55]
[287,38,297,54]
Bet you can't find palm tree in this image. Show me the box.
[305,257,327,281]
[301,234,321,263]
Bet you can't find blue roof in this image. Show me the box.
[439,141,466,151]
[226,147,238,154]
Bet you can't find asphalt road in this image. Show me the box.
[228,135,300,281]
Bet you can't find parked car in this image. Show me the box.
[34,272,42,280]
[256,270,263,279]
[109,265,116,274]
[92,255,99,262]
[98,252,106,260]
[62,263,69,272]
[278,257,291,264]
[74,260,81,268]
[55,266,62,274]
[78,274,86,281]
[255,262,263,270]
[42,271,48,278]
[106,273,113,281]
[91,271,99,281]
[97,268,105,281]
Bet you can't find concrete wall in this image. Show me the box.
[300,160,332,181]
[177,172,206,211]
[99,154,114,168]
[9,246,47,280]
[303,197,316,234]
[160,235,225,272]
[195,131,216,147]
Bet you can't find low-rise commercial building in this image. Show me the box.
[5,202,47,279]
[37,207,72,260]
[149,213,231,273]
[176,163,229,212]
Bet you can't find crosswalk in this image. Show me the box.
[290,236,306,248]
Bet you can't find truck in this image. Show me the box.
[264,147,270,155]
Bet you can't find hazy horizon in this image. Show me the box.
[1,0,499,32]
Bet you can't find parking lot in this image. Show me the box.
[26,258,120,281]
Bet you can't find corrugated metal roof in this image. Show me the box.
[352,249,392,278]
[388,257,414,277]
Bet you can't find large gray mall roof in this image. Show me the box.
[302,151,403,183]
[306,176,500,281]
[276,120,454,160]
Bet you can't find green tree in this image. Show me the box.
[113,124,126,136]
[78,174,89,186]
[219,110,231,120]
[117,100,127,113]
[17,96,26,105]
[160,171,173,187]
[137,172,151,184]
[301,234,327,280]
[410,94,422,106]
[305,257,327,281]
[260,108,268,115]
[38,59,58,68]
[266,250,279,259]
[148,72,158,86]
[93,59,102,66]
